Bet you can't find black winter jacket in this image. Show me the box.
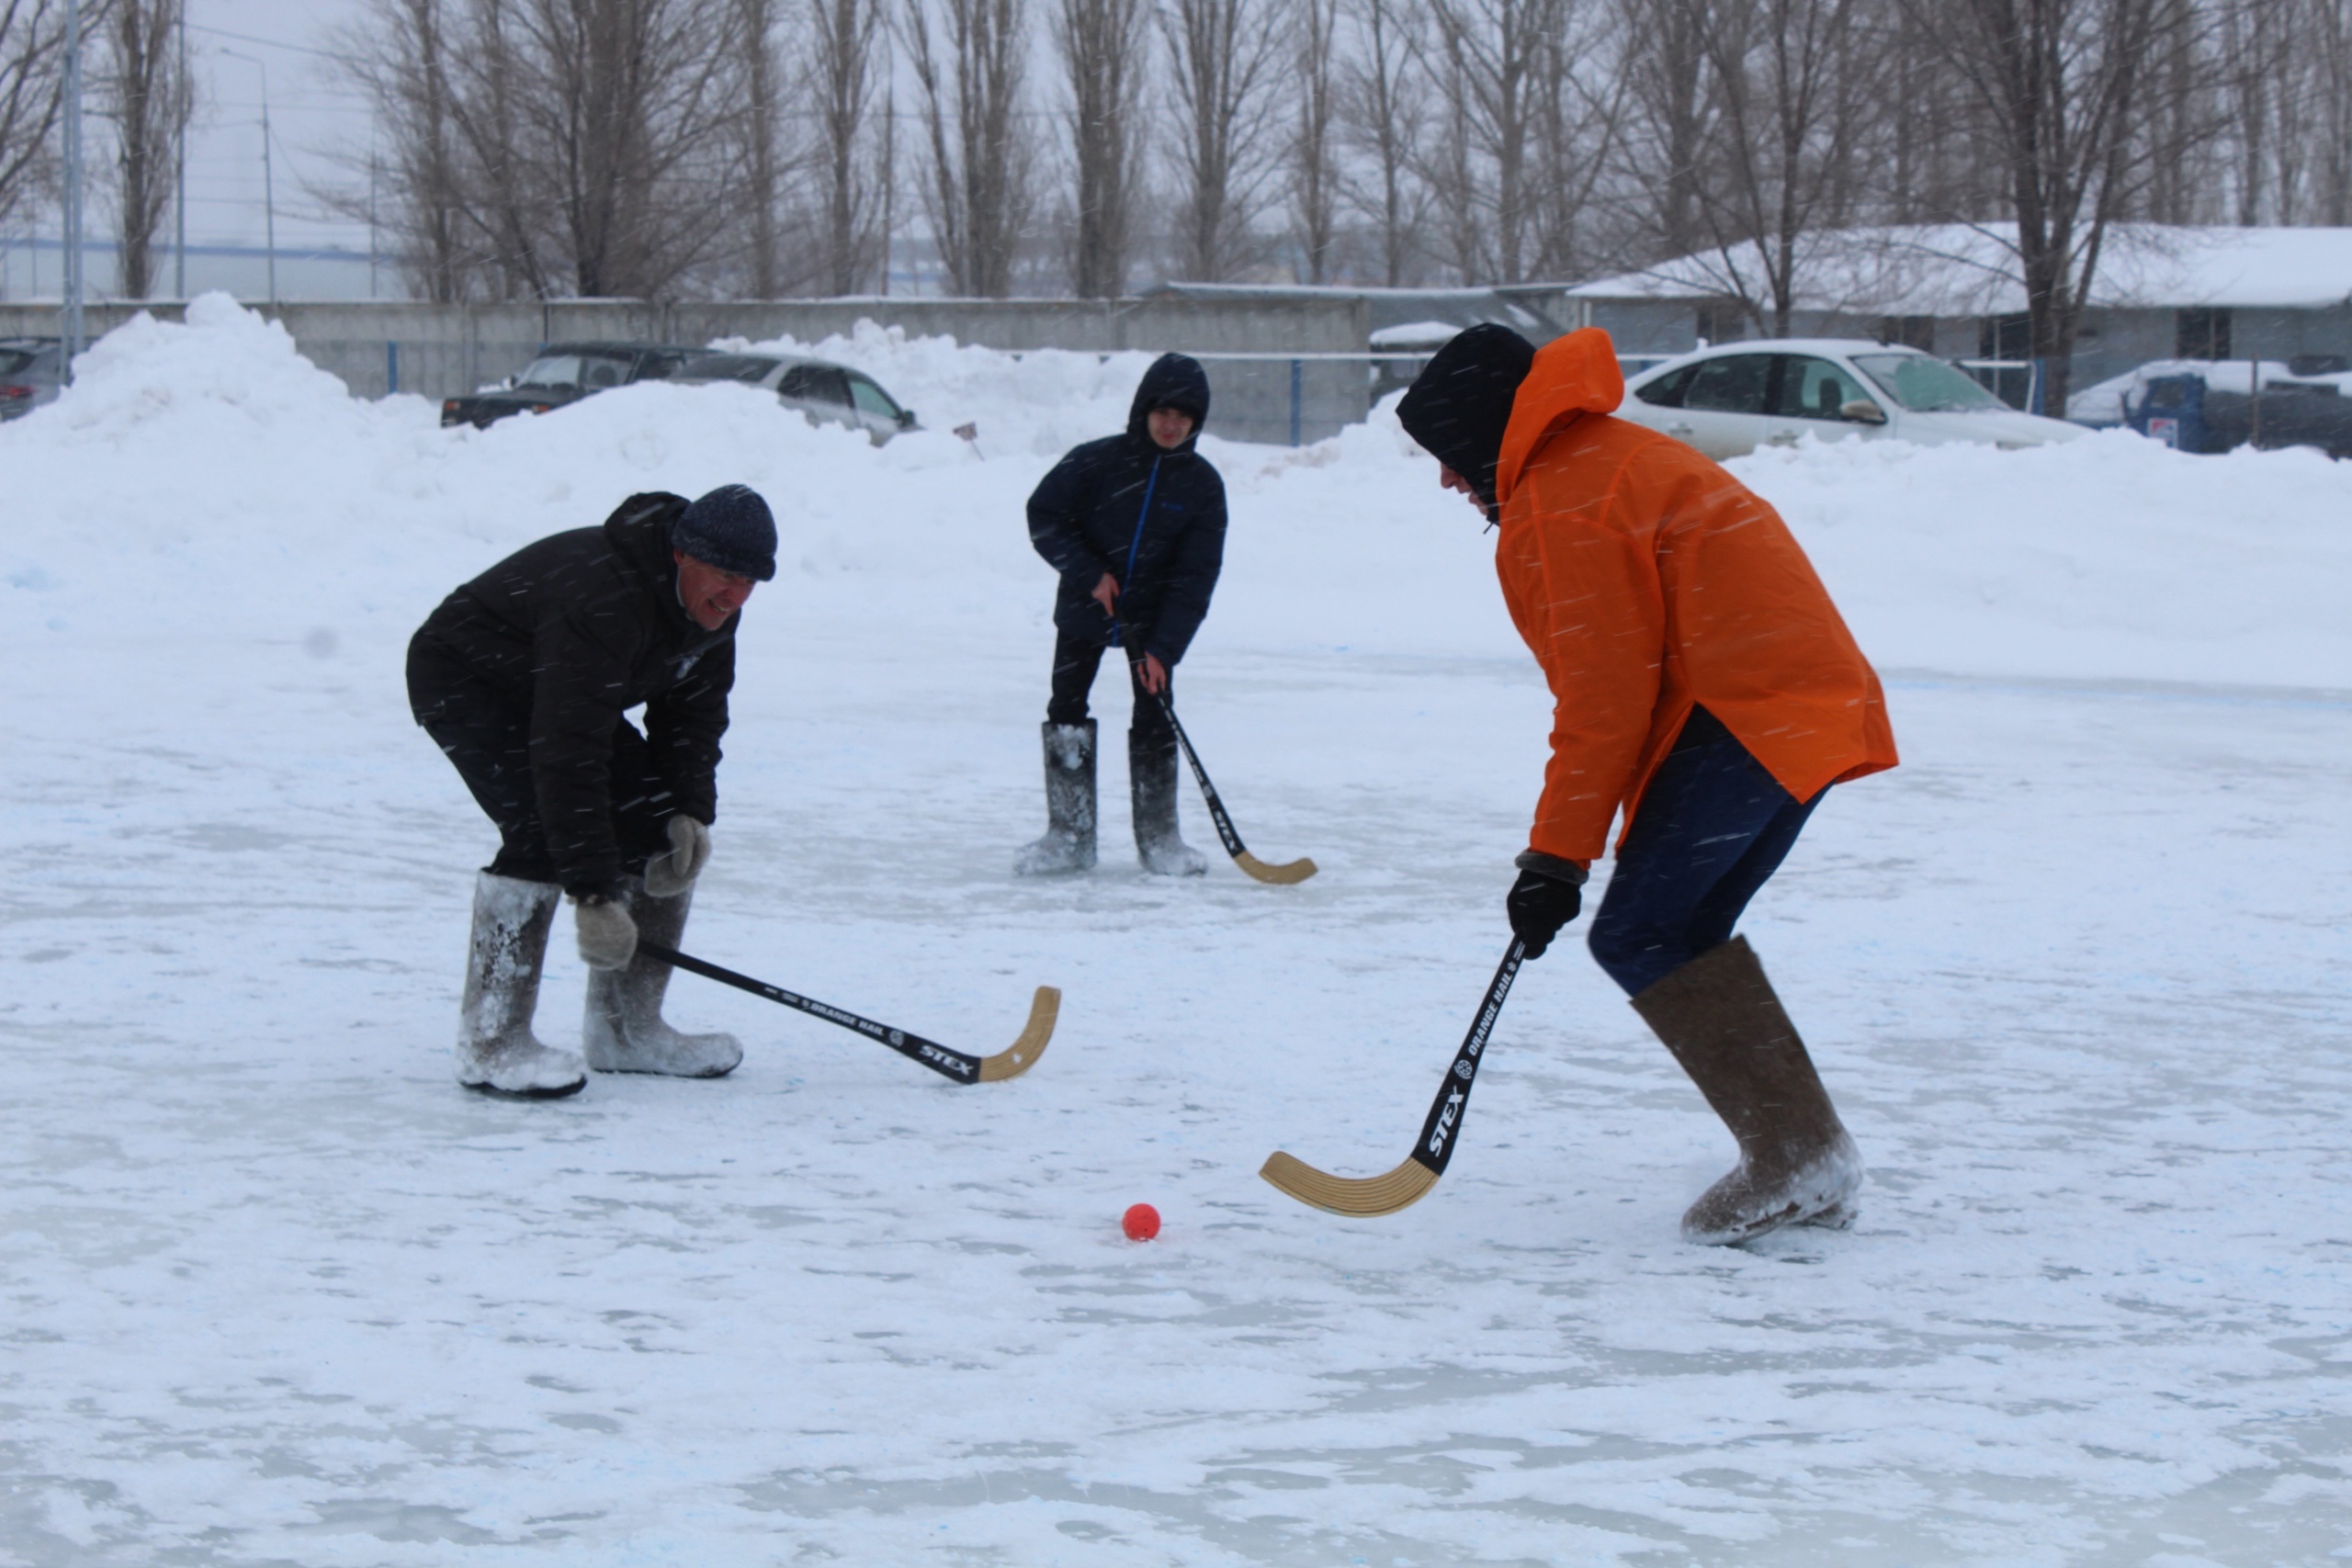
[410,492,738,895]
[1026,354,1228,665]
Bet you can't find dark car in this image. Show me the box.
[2127,370,2352,458]
[669,352,920,445]
[0,336,62,422]
[439,341,701,429]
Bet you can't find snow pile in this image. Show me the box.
[1732,429,2352,686]
[6,294,2349,690]
[718,318,1163,459]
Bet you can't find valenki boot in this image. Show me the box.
[456,871,587,1099]
[1015,720,1099,875]
[582,878,743,1077]
[1630,936,1862,1245]
[1130,728,1207,875]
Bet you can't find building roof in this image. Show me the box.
[1148,280,1579,338]
[1566,224,2352,314]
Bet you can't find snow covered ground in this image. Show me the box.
[4,299,2348,1565]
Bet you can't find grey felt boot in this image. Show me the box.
[1130,728,1207,876]
[455,871,587,1099]
[1630,936,1862,1245]
[1015,720,1098,875]
[582,878,743,1077]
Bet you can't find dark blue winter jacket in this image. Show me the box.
[1025,354,1228,666]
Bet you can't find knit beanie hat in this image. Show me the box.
[1396,324,1538,514]
[672,484,777,581]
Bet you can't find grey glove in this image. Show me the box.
[642,815,713,898]
[573,893,639,970]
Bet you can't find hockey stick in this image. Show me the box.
[1150,693,1317,885]
[638,940,1058,1085]
[1260,938,1526,1215]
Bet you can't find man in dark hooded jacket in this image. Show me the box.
[406,485,776,1100]
[1018,353,1227,876]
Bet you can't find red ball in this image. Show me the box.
[1121,1202,1161,1242]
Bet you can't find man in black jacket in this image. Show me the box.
[1019,353,1227,876]
[406,485,775,1098]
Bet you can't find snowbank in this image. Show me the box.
[6,295,2348,689]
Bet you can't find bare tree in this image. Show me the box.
[903,0,1029,295]
[1289,0,1338,280]
[738,0,786,294]
[2312,0,2352,223]
[1160,0,1283,280]
[1691,0,1878,333]
[345,0,755,300]
[1420,0,1562,282]
[1902,0,2173,414]
[1526,0,1622,277]
[1335,0,1427,284]
[810,0,885,291]
[1054,0,1145,295]
[0,0,71,234]
[1614,0,1713,256]
[338,0,472,299]
[103,0,184,299]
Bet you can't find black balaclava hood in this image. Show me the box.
[1127,353,1212,448]
[1396,323,1538,513]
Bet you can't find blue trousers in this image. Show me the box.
[1587,707,1823,997]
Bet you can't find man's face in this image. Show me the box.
[1438,463,1484,511]
[1147,406,1195,450]
[674,549,756,629]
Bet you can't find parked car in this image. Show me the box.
[1617,339,2085,459]
[0,336,62,422]
[2069,356,2352,458]
[439,342,702,429]
[2129,370,2352,459]
[670,352,919,445]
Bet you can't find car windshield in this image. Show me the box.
[515,355,584,389]
[0,348,37,377]
[678,355,778,384]
[515,353,629,389]
[1853,353,2006,412]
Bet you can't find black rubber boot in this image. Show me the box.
[1016,720,1098,874]
[1630,936,1862,1244]
[1129,728,1207,876]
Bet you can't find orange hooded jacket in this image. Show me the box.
[1493,329,1898,863]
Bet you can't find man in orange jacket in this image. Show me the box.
[1397,323,1898,1245]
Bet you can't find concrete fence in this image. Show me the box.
[0,296,1374,446]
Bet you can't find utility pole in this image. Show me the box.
[221,49,277,304]
[62,0,84,374]
[175,2,187,297]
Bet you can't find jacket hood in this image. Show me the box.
[1495,327,1624,505]
[1127,353,1212,447]
[1395,324,1538,513]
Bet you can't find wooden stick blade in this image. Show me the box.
[976,987,1060,1082]
[1259,1150,1439,1216]
[1235,852,1318,886]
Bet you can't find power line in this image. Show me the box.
[185,21,353,65]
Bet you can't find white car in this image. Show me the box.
[671,352,920,446]
[1615,339,2085,459]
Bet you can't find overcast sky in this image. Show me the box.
[183,0,375,253]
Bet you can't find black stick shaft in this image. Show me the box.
[1152,693,1250,859]
[1409,939,1527,1178]
[637,940,983,1084]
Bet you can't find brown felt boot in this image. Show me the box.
[1630,936,1862,1245]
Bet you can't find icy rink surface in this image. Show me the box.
[4,300,2349,1564]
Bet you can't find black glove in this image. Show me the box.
[1506,852,1587,959]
